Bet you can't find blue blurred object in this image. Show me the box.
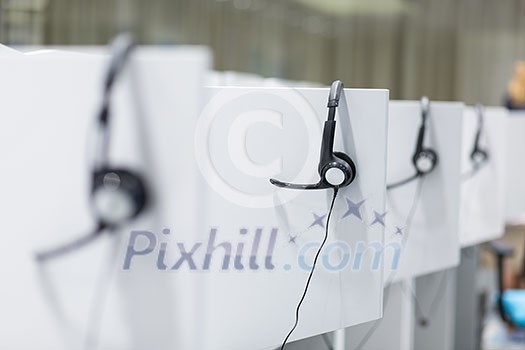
[502,289,525,328]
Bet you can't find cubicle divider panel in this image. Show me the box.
[0,48,212,350]
[459,107,507,247]
[195,87,389,349]
[384,101,463,284]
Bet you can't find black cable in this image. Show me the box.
[83,229,123,350]
[353,177,425,349]
[461,162,488,182]
[401,177,425,243]
[280,187,339,350]
[407,283,427,326]
[35,222,107,261]
[386,173,420,191]
[413,270,449,327]
[427,271,449,316]
[461,168,477,182]
[321,333,334,350]
[401,270,449,327]
[397,178,451,328]
[352,282,397,350]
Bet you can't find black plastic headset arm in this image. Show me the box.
[96,33,135,170]
[103,33,135,97]
[415,96,430,154]
[328,80,344,109]
[269,178,327,190]
[318,120,336,173]
[473,104,484,153]
[319,81,344,172]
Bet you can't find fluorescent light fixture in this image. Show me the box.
[291,0,414,16]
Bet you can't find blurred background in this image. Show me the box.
[1,0,525,105]
[3,2,525,349]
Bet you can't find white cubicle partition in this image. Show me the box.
[505,111,525,224]
[206,70,322,88]
[0,44,21,55]
[206,70,264,86]
[383,101,463,283]
[345,280,415,350]
[0,48,211,350]
[459,107,507,246]
[194,87,389,349]
[345,101,463,350]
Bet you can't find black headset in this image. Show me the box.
[270,80,356,190]
[36,33,147,261]
[470,104,489,169]
[387,96,438,190]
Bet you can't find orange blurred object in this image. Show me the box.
[507,61,525,108]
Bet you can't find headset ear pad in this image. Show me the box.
[332,151,357,186]
[92,168,147,226]
[471,148,488,167]
[413,149,438,175]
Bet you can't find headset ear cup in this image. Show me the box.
[92,168,147,225]
[412,148,438,174]
[333,151,357,185]
[117,169,147,218]
[471,149,488,165]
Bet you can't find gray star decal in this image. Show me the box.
[394,226,404,235]
[342,198,365,220]
[310,212,327,228]
[370,211,388,227]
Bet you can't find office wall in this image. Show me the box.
[1,0,525,104]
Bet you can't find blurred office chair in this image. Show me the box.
[490,240,525,327]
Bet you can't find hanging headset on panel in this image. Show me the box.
[387,96,438,191]
[470,103,490,170]
[270,80,357,191]
[36,33,148,261]
[270,80,357,350]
